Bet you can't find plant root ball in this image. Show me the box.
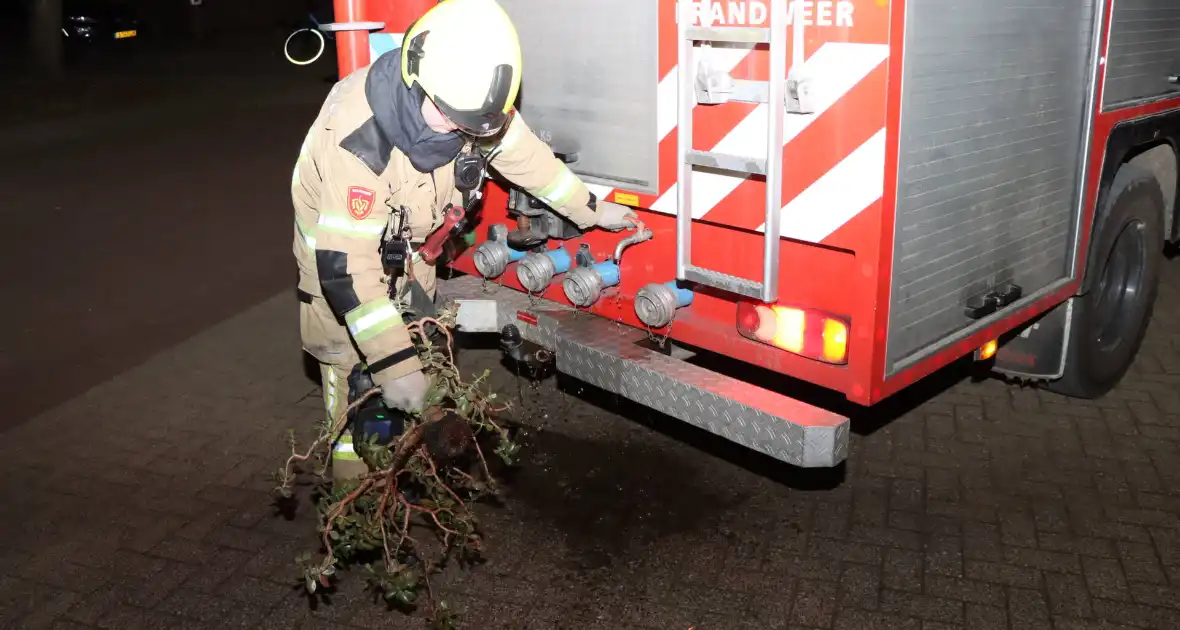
[422,411,475,461]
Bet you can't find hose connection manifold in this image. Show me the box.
[635,281,695,328]
[516,247,573,293]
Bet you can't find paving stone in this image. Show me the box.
[965,603,1007,630]
[1117,541,1169,585]
[924,536,963,578]
[1005,546,1083,575]
[204,524,273,553]
[1038,533,1118,559]
[1083,556,1132,601]
[1051,620,1143,630]
[155,589,272,627]
[791,579,838,628]
[838,563,881,611]
[1092,598,1180,630]
[965,560,1043,589]
[878,590,963,624]
[923,575,1005,607]
[15,590,80,630]
[94,604,207,630]
[963,522,1004,562]
[832,609,920,630]
[884,549,924,594]
[1008,587,1052,630]
[1046,572,1094,617]
[847,524,922,552]
[1000,510,1040,548]
[1128,583,1180,610]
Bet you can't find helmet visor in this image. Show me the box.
[432,63,515,137]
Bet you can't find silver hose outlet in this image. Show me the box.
[516,252,557,293]
[562,266,604,308]
[473,240,512,278]
[635,283,681,328]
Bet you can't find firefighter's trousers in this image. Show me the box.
[301,294,371,482]
[298,260,437,482]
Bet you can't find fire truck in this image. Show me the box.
[309,0,1180,469]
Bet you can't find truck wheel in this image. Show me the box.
[1048,163,1166,399]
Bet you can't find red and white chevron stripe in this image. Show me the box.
[586,0,890,246]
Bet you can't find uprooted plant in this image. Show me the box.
[272,300,520,628]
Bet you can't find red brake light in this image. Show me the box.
[736,302,850,365]
[736,302,764,335]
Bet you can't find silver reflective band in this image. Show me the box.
[318,214,385,236]
[347,304,399,336]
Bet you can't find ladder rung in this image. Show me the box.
[687,150,767,175]
[683,266,764,300]
[685,26,769,44]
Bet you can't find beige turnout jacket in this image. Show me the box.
[291,61,605,379]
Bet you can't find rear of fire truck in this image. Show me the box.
[318,0,1180,469]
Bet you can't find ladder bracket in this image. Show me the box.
[786,67,817,114]
[694,58,738,104]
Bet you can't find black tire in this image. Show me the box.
[1047,163,1166,399]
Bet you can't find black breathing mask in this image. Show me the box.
[454,150,486,193]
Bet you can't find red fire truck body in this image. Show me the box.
[318,0,1180,467]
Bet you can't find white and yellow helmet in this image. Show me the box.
[401,0,523,137]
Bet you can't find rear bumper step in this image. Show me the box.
[438,274,850,468]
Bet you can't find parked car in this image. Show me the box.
[61,0,140,48]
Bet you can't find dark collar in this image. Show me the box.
[338,47,466,176]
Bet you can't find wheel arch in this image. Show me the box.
[1081,112,1180,294]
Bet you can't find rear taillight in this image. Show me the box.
[736,302,850,365]
[975,339,998,361]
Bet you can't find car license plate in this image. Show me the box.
[114,30,136,39]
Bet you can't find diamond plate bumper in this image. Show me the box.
[438,274,850,468]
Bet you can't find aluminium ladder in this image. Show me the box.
[676,0,798,303]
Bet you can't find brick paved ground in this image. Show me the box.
[2,263,1180,629]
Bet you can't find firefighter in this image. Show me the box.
[291,0,638,480]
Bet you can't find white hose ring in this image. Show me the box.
[284,27,325,66]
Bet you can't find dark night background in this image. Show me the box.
[3,0,333,74]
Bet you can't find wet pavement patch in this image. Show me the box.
[498,427,750,573]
